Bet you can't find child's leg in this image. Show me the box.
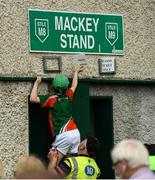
[52,129,80,164]
[51,133,69,164]
[67,129,80,154]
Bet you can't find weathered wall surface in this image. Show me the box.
[0,81,48,178]
[0,0,155,79]
[0,0,155,178]
[90,85,155,144]
[0,82,30,178]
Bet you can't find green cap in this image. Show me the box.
[52,74,69,90]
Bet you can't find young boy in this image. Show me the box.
[30,67,83,164]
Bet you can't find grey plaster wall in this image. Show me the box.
[0,81,48,178]
[0,82,29,178]
[0,0,154,79]
[90,85,155,144]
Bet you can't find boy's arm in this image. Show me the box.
[30,77,41,103]
[70,66,84,93]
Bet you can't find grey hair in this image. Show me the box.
[111,139,149,167]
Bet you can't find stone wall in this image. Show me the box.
[0,82,30,178]
[90,84,155,144]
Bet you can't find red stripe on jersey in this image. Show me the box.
[42,96,57,108]
[66,89,74,101]
[48,112,55,138]
[64,119,77,132]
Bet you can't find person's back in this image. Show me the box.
[50,74,73,133]
[41,89,74,135]
[53,94,72,118]
[52,96,72,132]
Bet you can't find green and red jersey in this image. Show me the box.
[39,89,77,137]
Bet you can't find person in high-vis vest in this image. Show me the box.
[48,135,101,179]
[145,144,155,173]
[149,155,155,172]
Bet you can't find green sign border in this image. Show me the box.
[28,9,124,55]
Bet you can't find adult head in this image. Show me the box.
[78,135,100,158]
[15,155,51,179]
[52,74,69,93]
[111,139,149,179]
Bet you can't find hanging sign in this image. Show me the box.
[29,9,124,55]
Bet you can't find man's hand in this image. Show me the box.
[47,148,59,168]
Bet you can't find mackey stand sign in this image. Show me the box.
[29,9,124,55]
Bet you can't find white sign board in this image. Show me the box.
[99,57,116,73]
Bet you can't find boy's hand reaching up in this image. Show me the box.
[76,66,84,73]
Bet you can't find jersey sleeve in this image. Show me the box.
[66,89,74,101]
[39,95,57,108]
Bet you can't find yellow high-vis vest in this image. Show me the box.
[64,156,100,179]
[149,156,155,171]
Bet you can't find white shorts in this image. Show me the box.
[52,129,80,155]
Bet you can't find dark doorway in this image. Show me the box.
[90,97,114,179]
[72,82,91,139]
[28,99,52,162]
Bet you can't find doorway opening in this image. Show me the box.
[90,97,114,179]
[28,100,52,162]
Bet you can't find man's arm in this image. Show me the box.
[47,149,59,173]
[70,66,84,93]
[30,77,41,103]
[47,149,71,177]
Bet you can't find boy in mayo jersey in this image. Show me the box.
[30,67,84,164]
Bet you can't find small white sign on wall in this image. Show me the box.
[98,57,116,74]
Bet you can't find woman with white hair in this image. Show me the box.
[111,139,155,179]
